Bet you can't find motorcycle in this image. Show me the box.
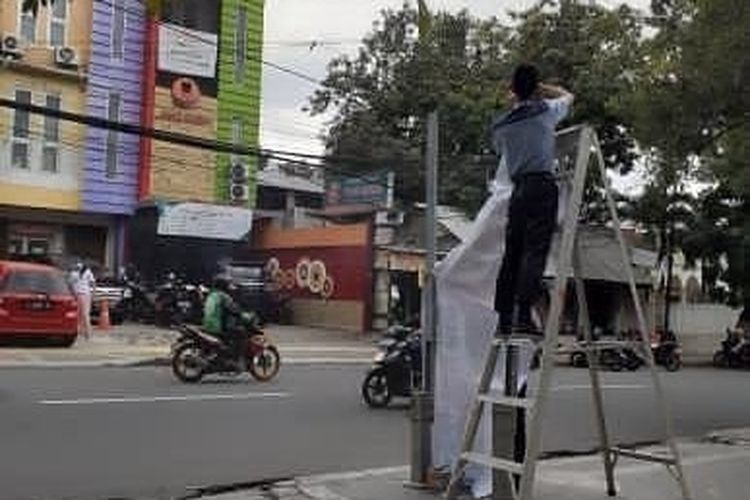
[652,340,682,371]
[154,273,206,326]
[569,341,628,371]
[170,314,281,383]
[361,325,422,408]
[713,328,750,368]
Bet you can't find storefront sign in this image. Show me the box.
[158,24,217,78]
[157,203,252,241]
[326,171,394,208]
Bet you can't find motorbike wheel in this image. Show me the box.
[712,351,728,368]
[248,345,281,382]
[664,352,681,372]
[362,368,392,408]
[171,343,205,383]
[570,352,587,368]
[608,354,624,372]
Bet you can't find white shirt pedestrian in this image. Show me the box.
[70,265,95,339]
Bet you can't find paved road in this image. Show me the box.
[0,365,747,500]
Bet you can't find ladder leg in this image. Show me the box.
[592,134,692,500]
[517,126,592,500]
[573,245,617,496]
[446,340,503,498]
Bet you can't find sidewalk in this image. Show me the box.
[0,323,377,368]
[202,429,750,500]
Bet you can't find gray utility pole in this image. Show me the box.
[410,110,439,486]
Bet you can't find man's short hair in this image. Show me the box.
[512,64,540,101]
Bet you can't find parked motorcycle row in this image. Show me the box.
[712,328,750,369]
[114,271,208,327]
[569,339,682,372]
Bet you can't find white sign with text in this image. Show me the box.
[158,24,218,78]
[157,203,253,241]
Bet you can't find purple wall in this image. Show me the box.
[83,0,145,215]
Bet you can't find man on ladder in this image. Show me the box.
[491,63,574,338]
[490,64,574,471]
[444,65,691,500]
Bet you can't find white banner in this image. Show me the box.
[433,162,534,498]
[157,203,253,241]
[158,24,217,78]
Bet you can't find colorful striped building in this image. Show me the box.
[0,0,264,273]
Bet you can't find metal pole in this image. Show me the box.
[410,110,439,485]
[664,224,674,334]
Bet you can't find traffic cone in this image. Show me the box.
[97,299,112,331]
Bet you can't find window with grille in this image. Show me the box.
[49,0,67,46]
[105,92,121,178]
[234,5,248,82]
[112,0,125,60]
[19,1,36,43]
[11,89,31,170]
[42,94,61,173]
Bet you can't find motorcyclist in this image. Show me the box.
[203,274,248,370]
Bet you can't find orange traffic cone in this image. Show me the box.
[97,299,112,331]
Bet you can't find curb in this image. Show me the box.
[0,357,374,369]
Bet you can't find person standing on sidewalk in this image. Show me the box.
[491,64,575,336]
[70,262,96,340]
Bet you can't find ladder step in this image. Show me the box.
[492,337,543,348]
[478,393,535,409]
[461,452,523,475]
[613,447,677,466]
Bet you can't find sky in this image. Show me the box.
[260,0,652,192]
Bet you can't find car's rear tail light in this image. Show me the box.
[65,311,78,319]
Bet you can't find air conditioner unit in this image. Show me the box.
[1,35,23,59]
[54,46,78,68]
[229,161,249,182]
[229,161,250,202]
[229,183,249,202]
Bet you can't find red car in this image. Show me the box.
[0,261,78,346]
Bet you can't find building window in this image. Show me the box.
[19,2,36,44]
[49,0,67,47]
[112,0,125,61]
[106,92,121,178]
[42,94,61,173]
[232,117,244,145]
[234,5,248,82]
[11,89,31,170]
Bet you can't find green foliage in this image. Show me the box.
[311,1,643,213]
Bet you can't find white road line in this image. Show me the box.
[39,392,290,405]
[552,384,647,391]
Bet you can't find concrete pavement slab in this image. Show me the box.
[202,432,750,500]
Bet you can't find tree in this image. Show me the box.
[310,6,510,213]
[311,1,644,214]
[621,0,750,304]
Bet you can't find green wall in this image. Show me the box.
[216,0,265,207]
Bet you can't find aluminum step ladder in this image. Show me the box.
[445,126,692,500]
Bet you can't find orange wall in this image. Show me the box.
[256,224,370,250]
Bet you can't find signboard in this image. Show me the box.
[158,24,218,78]
[157,203,253,241]
[326,171,394,208]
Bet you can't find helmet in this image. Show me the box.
[212,274,231,292]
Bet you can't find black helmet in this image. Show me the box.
[212,274,231,291]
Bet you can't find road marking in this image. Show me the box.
[39,392,290,405]
[552,384,647,391]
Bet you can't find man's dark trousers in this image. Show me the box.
[495,172,558,333]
